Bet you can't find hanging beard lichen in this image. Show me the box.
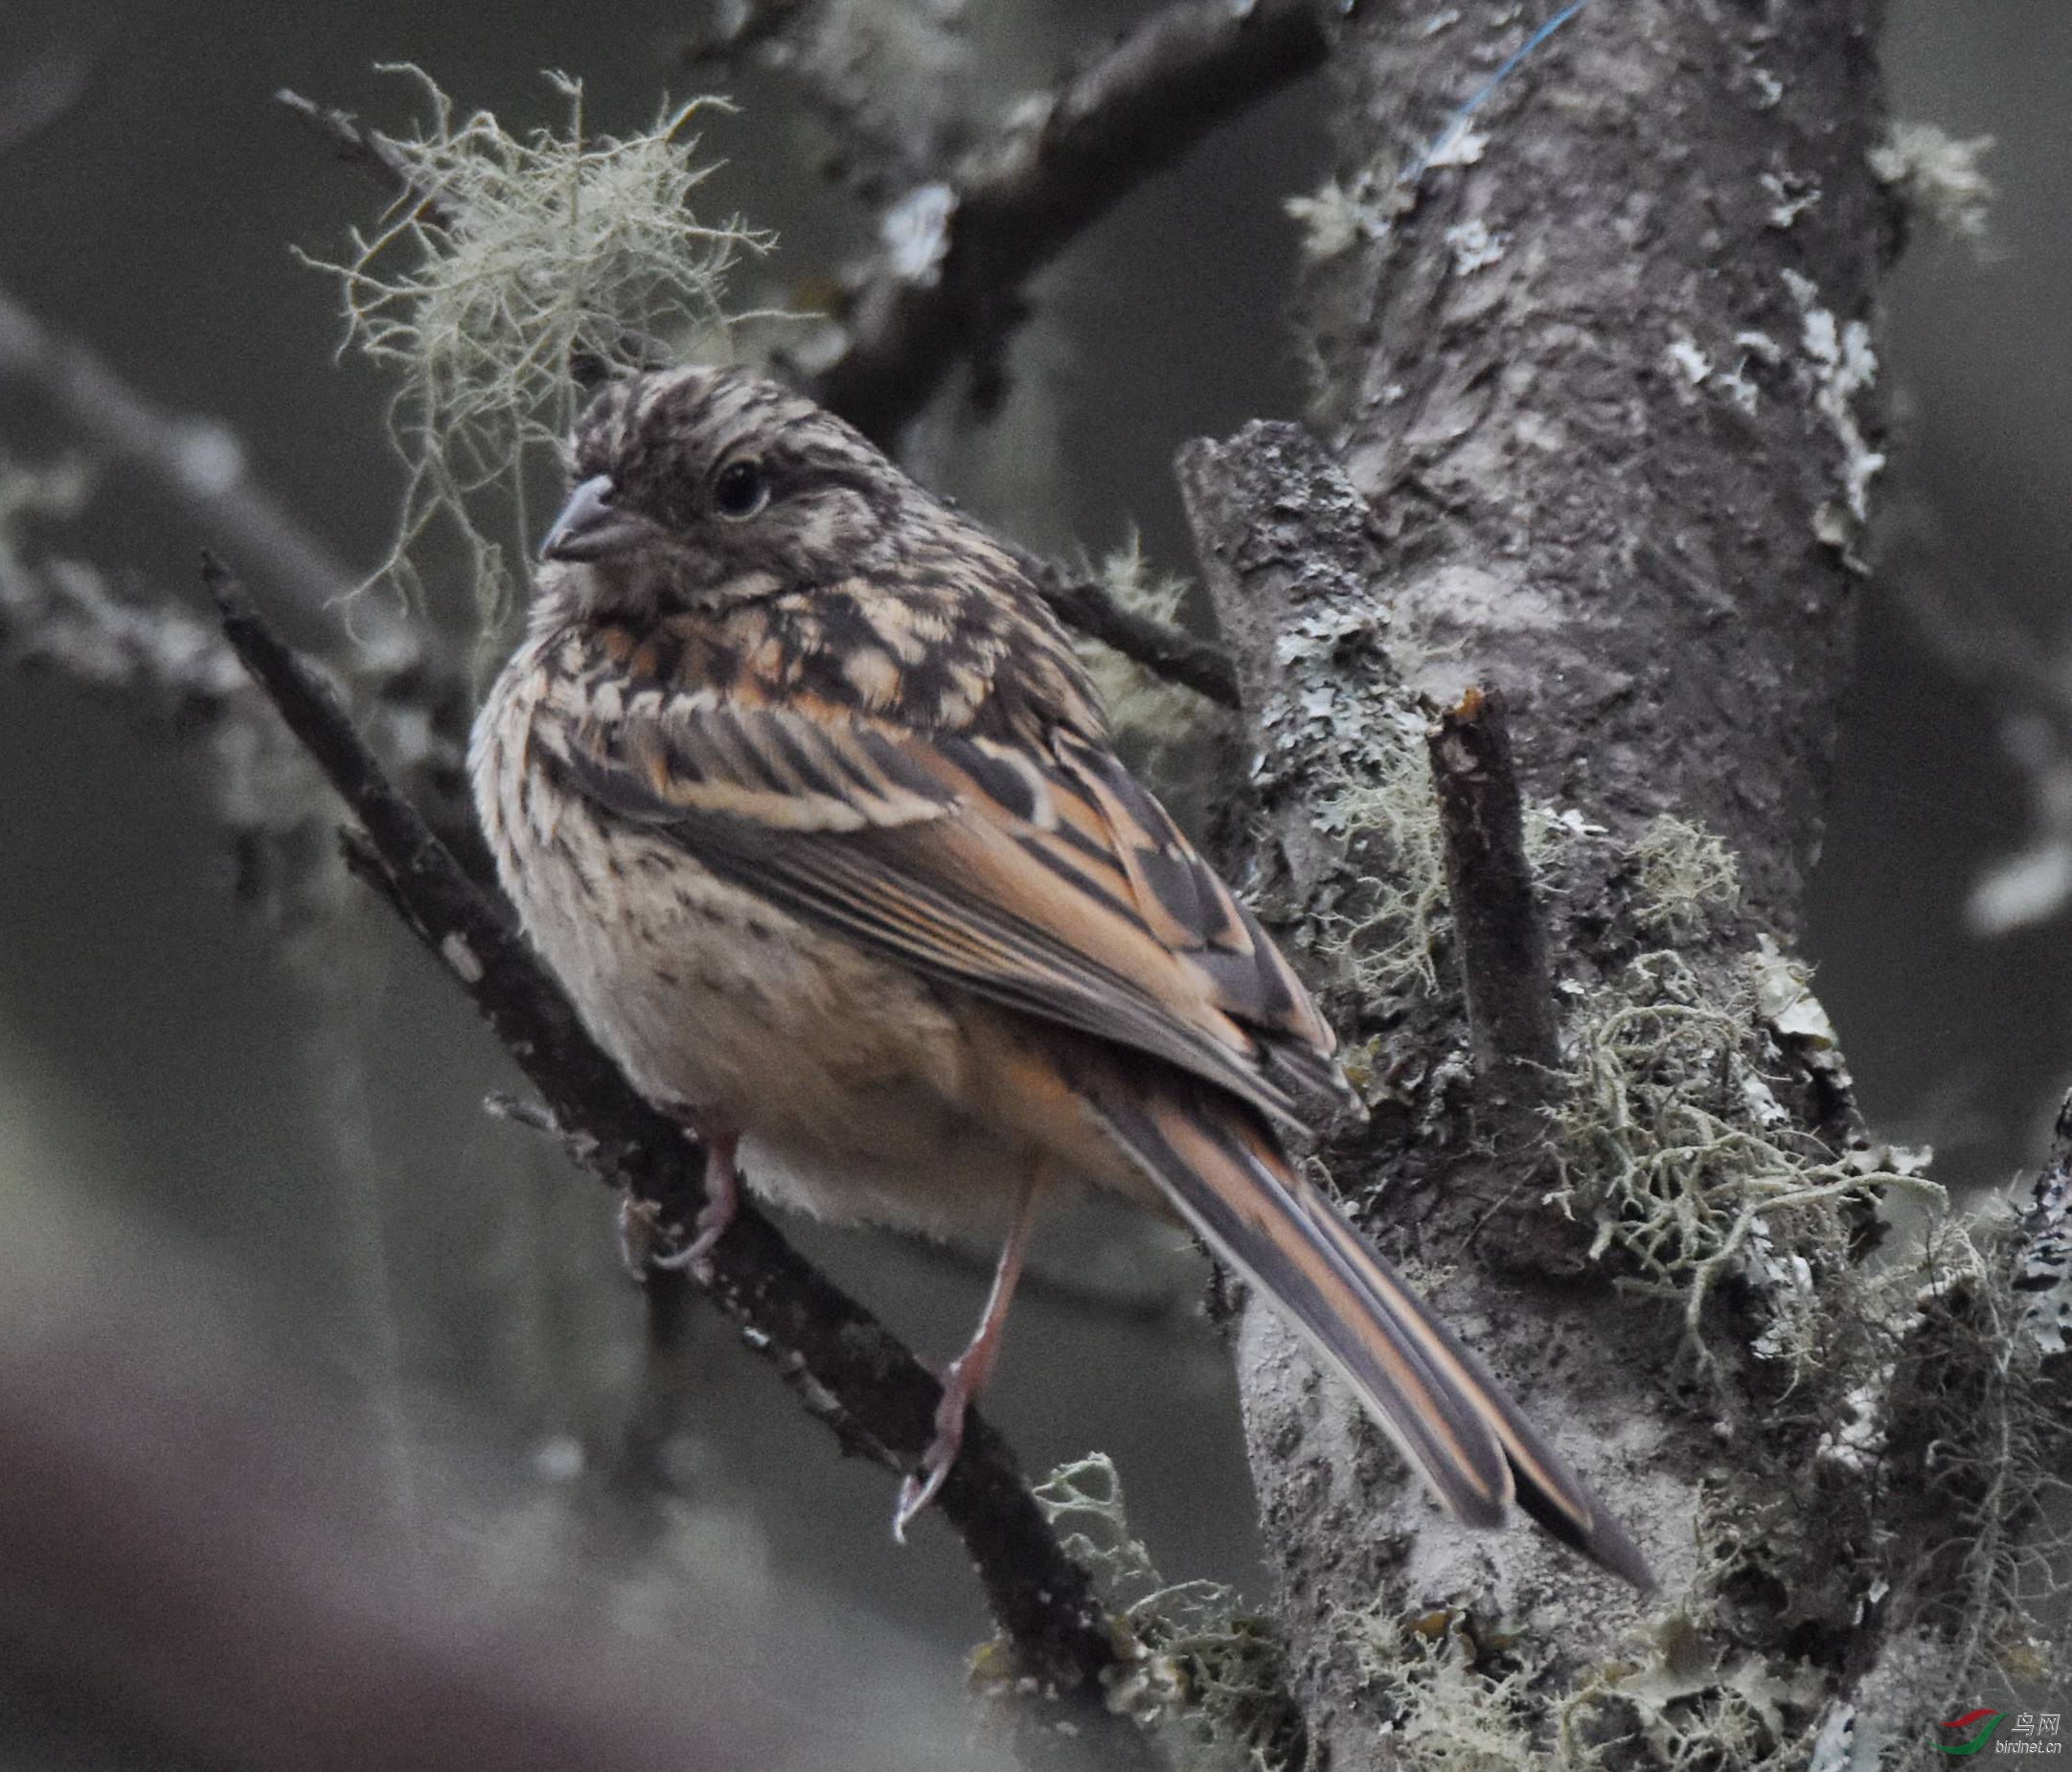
[299,66,773,671]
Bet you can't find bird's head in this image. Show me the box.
[535,365,921,620]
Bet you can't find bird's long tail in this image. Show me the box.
[1088,1079,1652,1589]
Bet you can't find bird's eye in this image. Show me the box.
[713,459,768,520]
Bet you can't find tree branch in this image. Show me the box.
[200,557,1149,1754]
[1026,557,1239,709]
[0,280,353,606]
[1425,685,1560,1088]
[275,87,467,233]
[810,0,1336,446]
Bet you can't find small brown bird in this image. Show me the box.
[470,365,1650,1585]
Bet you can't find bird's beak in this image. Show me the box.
[539,475,652,563]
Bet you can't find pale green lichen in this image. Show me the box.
[1315,723,1453,995]
[1076,533,1215,753]
[1869,122,1996,249]
[1072,533,1226,828]
[1558,1628,1826,1771]
[1344,1595,1829,1769]
[1546,949,1942,1369]
[1629,815,1741,937]
[1348,1605,1548,1770]
[1878,1219,2072,1696]
[1317,717,1574,1002]
[300,66,772,662]
[1020,1453,1302,1769]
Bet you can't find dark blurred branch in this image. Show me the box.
[1425,686,1561,1087]
[809,0,1336,445]
[0,280,353,606]
[202,558,1150,1751]
[0,1225,1037,1772]
[1028,556,1239,709]
[0,1353,739,1772]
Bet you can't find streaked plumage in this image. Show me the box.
[470,364,1651,1585]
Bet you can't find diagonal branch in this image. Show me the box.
[0,280,353,605]
[1023,554,1239,709]
[199,557,1147,1748]
[809,0,1337,446]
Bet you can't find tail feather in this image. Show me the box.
[1089,1081,1653,1590]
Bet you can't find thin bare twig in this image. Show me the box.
[1426,686,1562,1089]
[200,557,1146,1742]
[811,0,1337,445]
[1026,557,1239,709]
[276,87,467,233]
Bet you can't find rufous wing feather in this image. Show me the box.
[1084,1078,1655,1590]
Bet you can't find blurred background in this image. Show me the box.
[0,1,2064,1762]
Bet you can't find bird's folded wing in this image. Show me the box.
[538,696,1346,1129]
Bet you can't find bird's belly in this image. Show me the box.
[486,766,1038,1236]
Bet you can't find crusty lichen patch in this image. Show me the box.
[1869,121,1996,249]
[1779,268,1884,557]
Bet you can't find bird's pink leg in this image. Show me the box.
[893,1170,1045,1541]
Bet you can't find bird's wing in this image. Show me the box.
[536,694,1345,1131]
[1082,1073,1654,1588]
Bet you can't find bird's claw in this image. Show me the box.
[890,1357,975,1541]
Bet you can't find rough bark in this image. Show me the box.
[1176,5,1933,1765]
[1310,0,1892,934]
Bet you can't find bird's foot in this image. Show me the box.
[892,1352,979,1542]
[617,1132,740,1279]
[649,1132,741,1275]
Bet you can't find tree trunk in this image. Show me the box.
[1178,5,1932,1763]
